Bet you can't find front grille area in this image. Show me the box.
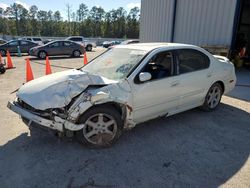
[16,98,52,119]
[17,98,37,112]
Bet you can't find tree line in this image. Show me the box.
[0,3,140,38]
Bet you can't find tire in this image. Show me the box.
[0,66,6,74]
[86,45,92,52]
[201,82,223,111]
[38,51,47,59]
[76,105,123,148]
[0,49,6,56]
[72,50,81,57]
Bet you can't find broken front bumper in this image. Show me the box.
[7,101,85,132]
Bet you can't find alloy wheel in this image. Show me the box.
[83,113,118,145]
[207,85,221,108]
[74,50,80,57]
[39,51,46,59]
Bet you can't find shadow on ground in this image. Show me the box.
[0,103,249,188]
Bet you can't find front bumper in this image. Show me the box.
[7,101,85,132]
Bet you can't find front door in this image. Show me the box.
[7,40,19,53]
[130,50,181,123]
[19,40,30,53]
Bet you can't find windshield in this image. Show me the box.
[82,48,147,81]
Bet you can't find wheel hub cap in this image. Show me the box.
[207,86,221,108]
[83,113,117,145]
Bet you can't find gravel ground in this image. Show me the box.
[0,48,249,188]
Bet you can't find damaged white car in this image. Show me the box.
[8,43,236,148]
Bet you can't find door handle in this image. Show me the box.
[171,81,180,87]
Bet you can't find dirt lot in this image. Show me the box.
[0,48,249,188]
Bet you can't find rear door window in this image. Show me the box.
[177,49,210,74]
[48,42,60,48]
[64,41,72,46]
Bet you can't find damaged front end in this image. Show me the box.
[7,69,134,134]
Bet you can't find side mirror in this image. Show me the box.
[139,72,152,82]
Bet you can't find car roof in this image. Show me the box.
[48,40,73,42]
[115,42,197,51]
[46,40,79,44]
[67,36,83,38]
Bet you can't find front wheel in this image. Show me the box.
[201,83,223,111]
[76,105,123,148]
[72,50,81,57]
[86,45,92,51]
[38,51,47,59]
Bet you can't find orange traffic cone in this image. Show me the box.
[6,51,14,69]
[26,58,34,82]
[45,56,52,75]
[84,51,88,65]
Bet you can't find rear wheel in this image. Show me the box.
[201,83,223,111]
[0,65,6,74]
[86,45,92,51]
[38,51,47,59]
[0,49,6,56]
[76,105,123,148]
[72,50,81,57]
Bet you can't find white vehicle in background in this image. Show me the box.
[20,37,44,45]
[66,36,97,51]
[7,43,236,148]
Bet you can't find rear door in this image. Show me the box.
[175,49,212,110]
[62,41,74,55]
[47,41,63,56]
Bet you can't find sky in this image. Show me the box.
[0,0,141,19]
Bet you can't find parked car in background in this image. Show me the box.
[113,41,122,45]
[20,37,44,45]
[29,40,85,59]
[121,39,140,45]
[43,39,54,44]
[0,39,39,56]
[66,36,96,51]
[0,38,7,45]
[8,43,236,148]
[102,41,114,48]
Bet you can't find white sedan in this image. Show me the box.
[7,43,236,148]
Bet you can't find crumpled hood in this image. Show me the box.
[17,69,117,110]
